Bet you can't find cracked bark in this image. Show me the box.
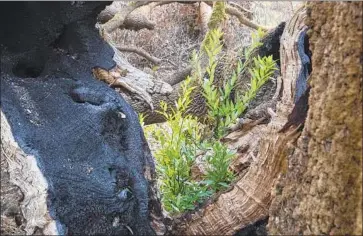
[268,2,362,235]
[169,6,310,235]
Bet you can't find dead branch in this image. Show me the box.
[122,3,157,30]
[116,45,163,65]
[99,2,157,34]
[100,1,265,34]
[226,5,267,31]
[101,12,127,34]
[99,1,193,33]
[229,2,253,18]
[97,2,129,23]
[199,2,213,34]
[163,66,193,86]
[204,1,267,31]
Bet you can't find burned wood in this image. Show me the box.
[0,2,164,235]
[278,87,310,133]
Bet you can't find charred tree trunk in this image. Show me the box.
[0,2,164,235]
[268,2,362,235]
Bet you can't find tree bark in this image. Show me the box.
[268,2,362,235]
[1,112,58,235]
[170,6,310,235]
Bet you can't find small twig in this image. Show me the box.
[267,107,277,118]
[226,5,267,31]
[164,59,178,68]
[229,2,253,15]
[116,45,162,65]
[203,2,268,31]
